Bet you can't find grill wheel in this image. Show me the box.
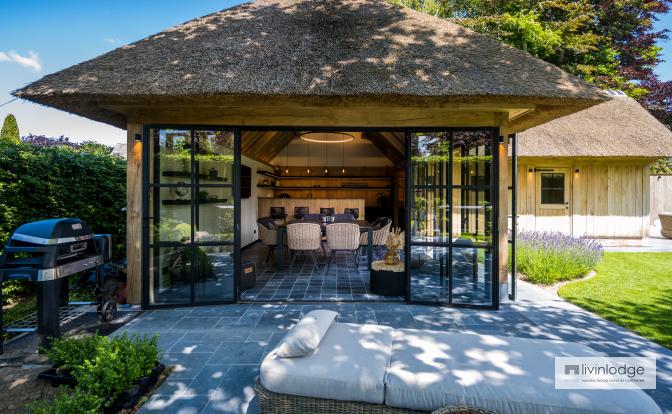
[99,300,118,322]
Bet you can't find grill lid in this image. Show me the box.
[11,218,93,245]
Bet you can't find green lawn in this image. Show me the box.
[558,252,672,349]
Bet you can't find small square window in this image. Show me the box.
[541,173,564,204]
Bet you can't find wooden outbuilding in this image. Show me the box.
[512,93,672,239]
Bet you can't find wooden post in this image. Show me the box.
[126,123,142,305]
[496,114,510,303]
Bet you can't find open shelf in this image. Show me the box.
[265,187,391,191]
[162,199,230,205]
[257,171,391,180]
[162,171,228,182]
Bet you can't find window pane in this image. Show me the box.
[148,247,191,305]
[150,186,192,243]
[196,187,234,243]
[194,246,234,303]
[410,132,450,243]
[410,246,449,303]
[451,247,493,306]
[154,129,192,184]
[452,189,492,246]
[196,130,234,184]
[452,130,492,187]
[541,173,564,204]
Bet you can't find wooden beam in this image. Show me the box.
[126,123,142,305]
[496,113,509,303]
[105,105,497,128]
[365,131,404,164]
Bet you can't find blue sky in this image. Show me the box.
[1,1,671,146]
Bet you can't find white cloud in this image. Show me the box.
[0,50,42,72]
[103,38,121,45]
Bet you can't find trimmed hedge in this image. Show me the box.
[0,141,126,257]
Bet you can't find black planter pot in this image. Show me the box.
[37,368,77,387]
[38,363,165,413]
[104,363,165,413]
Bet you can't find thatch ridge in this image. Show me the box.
[13,0,607,128]
[518,96,672,158]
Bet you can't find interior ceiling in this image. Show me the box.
[240,130,405,166]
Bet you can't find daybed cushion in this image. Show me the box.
[275,309,339,358]
[260,322,394,404]
[385,329,661,414]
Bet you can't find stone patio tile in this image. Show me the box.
[138,395,209,413]
[202,326,252,342]
[163,353,213,381]
[209,342,266,364]
[252,311,300,332]
[170,339,222,354]
[374,311,418,329]
[202,365,259,414]
[171,317,223,332]
[183,365,231,397]
[355,310,377,324]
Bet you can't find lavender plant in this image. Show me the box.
[515,231,603,284]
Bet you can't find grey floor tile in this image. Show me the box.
[163,353,214,381]
[184,364,231,397]
[210,342,266,364]
[139,395,209,413]
[172,317,223,331]
[203,365,260,414]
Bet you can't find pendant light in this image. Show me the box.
[324,138,328,175]
[341,140,346,174]
[284,138,289,175]
[306,139,311,174]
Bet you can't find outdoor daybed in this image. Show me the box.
[257,310,662,414]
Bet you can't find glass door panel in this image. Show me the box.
[148,247,192,305]
[146,127,238,307]
[408,130,496,307]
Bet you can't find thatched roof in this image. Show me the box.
[13,0,607,129]
[518,95,672,158]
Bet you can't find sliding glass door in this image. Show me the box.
[144,128,239,307]
[407,129,497,307]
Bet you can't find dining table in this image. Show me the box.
[274,219,374,270]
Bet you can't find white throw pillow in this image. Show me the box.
[274,309,339,358]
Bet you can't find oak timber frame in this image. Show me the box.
[125,100,520,309]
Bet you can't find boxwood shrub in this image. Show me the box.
[32,333,160,413]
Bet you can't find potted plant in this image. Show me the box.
[35,334,164,413]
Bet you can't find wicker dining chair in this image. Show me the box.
[360,217,392,259]
[287,222,322,268]
[326,222,361,268]
[270,206,287,225]
[257,217,286,263]
[344,208,360,219]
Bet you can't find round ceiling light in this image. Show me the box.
[299,131,354,144]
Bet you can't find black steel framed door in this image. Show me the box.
[406,129,499,308]
[142,127,240,308]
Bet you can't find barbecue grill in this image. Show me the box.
[0,218,109,350]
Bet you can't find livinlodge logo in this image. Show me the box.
[555,357,656,389]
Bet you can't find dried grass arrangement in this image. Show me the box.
[384,227,405,265]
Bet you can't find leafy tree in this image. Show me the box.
[1,114,20,144]
[389,0,672,129]
[651,158,672,175]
